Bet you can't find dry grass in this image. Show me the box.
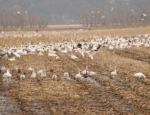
[1,26,150,47]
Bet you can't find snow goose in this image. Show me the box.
[77,48,84,57]
[20,72,26,80]
[48,52,58,57]
[38,51,44,56]
[37,69,43,75]
[0,66,6,73]
[85,44,101,60]
[133,72,146,78]
[49,50,57,54]
[63,72,72,80]
[12,66,21,73]
[87,70,97,76]
[13,52,20,58]
[30,70,37,79]
[60,46,68,54]
[75,70,84,80]
[28,66,34,71]
[3,70,12,82]
[76,43,84,57]
[111,67,117,78]
[4,53,8,59]
[70,54,79,61]
[41,71,47,78]
[56,56,60,60]
[22,49,27,55]
[81,66,88,76]
[8,57,15,61]
[38,69,47,78]
[52,74,57,80]
[81,66,97,77]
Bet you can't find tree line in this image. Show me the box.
[0,0,150,28]
[0,10,48,28]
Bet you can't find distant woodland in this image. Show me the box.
[0,0,150,28]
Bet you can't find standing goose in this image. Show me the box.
[30,70,37,79]
[40,70,47,78]
[38,51,44,56]
[37,69,43,75]
[3,70,12,82]
[111,67,117,78]
[75,70,84,80]
[0,66,6,73]
[20,72,26,80]
[28,66,34,71]
[76,43,85,57]
[63,72,71,80]
[52,74,57,80]
[81,66,97,77]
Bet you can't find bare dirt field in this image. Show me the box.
[0,27,150,115]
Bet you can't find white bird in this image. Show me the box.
[111,67,117,78]
[3,70,12,82]
[64,72,69,78]
[4,54,8,59]
[20,72,26,80]
[63,72,71,80]
[52,74,57,80]
[142,13,147,17]
[41,70,47,77]
[37,69,46,77]
[28,67,33,71]
[8,57,15,61]
[17,12,20,14]
[37,69,43,75]
[75,71,83,80]
[13,52,20,58]
[70,54,79,61]
[48,52,58,57]
[56,56,60,60]
[38,51,44,56]
[133,72,146,78]
[81,66,88,75]
[77,48,84,57]
[0,66,6,72]
[30,70,36,79]
[60,49,68,54]
[87,71,97,76]
[85,44,101,60]
[111,7,114,11]
[85,50,95,60]
[91,11,94,14]
[49,50,57,54]
[22,50,27,55]
[81,66,97,76]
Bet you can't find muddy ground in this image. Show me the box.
[0,47,150,115]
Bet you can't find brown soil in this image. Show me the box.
[0,47,150,114]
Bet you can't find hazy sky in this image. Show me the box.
[0,0,149,24]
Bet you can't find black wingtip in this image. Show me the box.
[95,44,101,51]
[77,43,82,49]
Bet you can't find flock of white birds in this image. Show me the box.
[0,31,149,83]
